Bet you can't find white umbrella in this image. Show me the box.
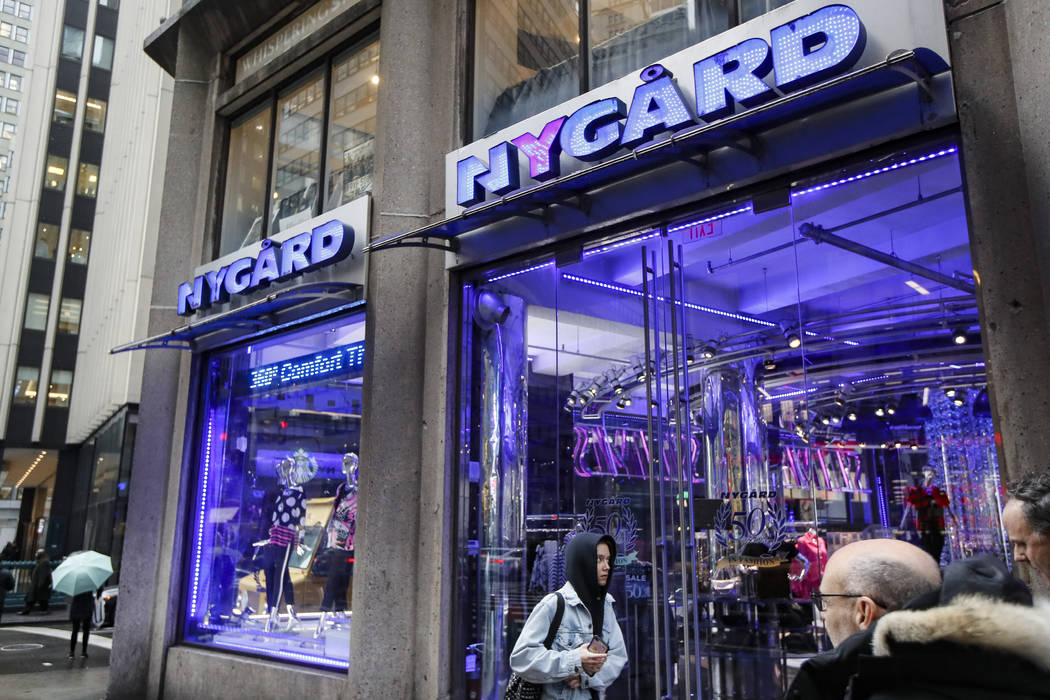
[51,551,113,596]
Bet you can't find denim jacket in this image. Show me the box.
[509,582,628,700]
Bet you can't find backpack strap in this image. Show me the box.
[541,592,564,650]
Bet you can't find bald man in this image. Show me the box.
[786,539,942,700]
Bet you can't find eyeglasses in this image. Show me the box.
[811,591,888,612]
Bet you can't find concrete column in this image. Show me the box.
[347,0,457,697]
[107,23,213,700]
[946,0,1050,488]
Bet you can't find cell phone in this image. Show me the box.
[587,635,608,653]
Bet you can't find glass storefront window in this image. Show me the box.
[84,98,106,132]
[77,162,99,197]
[739,0,794,23]
[12,365,38,405]
[454,142,999,698]
[269,71,323,235]
[35,222,59,258]
[61,25,84,61]
[219,104,272,256]
[44,155,68,191]
[48,369,72,407]
[58,298,81,334]
[183,312,365,669]
[68,229,91,264]
[324,41,379,212]
[23,293,48,330]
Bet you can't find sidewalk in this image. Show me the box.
[0,623,111,699]
[1,609,72,627]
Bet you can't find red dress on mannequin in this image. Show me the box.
[791,530,827,600]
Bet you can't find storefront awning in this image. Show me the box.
[110,281,362,354]
[364,48,950,255]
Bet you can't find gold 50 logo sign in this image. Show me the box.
[713,495,789,569]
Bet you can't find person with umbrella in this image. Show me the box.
[50,551,112,659]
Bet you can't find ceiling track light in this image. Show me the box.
[944,388,956,398]
[701,343,717,359]
[951,326,968,345]
[874,406,885,417]
[763,355,776,371]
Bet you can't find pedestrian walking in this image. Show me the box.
[68,590,95,659]
[19,549,52,614]
[0,564,13,624]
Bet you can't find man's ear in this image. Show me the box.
[854,596,884,631]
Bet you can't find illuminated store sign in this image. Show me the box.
[456,4,864,208]
[246,341,365,391]
[177,221,352,315]
[177,196,369,316]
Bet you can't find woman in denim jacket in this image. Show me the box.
[510,532,627,699]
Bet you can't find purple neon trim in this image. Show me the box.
[668,204,753,233]
[190,410,216,618]
[766,386,818,400]
[562,273,775,327]
[211,639,348,669]
[792,147,958,197]
[485,261,555,283]
[582,231,661,258]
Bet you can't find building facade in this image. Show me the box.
[112,0,1050,698]
[0,0,172,568]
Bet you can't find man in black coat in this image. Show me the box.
[788,552,1050,699]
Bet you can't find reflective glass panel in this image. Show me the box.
[77,162,99,197]
[58,298,81,334]
[35,223,59,258]
[68,229,91,264]
[44,156,68,191]
[92,36,114,70]
[183,312,365,669]
[13,365,38,404]
[739,0,794,22]
[23,293,48,330]
[590,0,728,88]
[474,0,580,139]
[324,41,379,212]
[48,369,72,407]
[61,25,84,60]
[269,71,323,235]
[219,104,271,256]
[84,98,106,132]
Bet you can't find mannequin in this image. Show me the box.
[791,528,827,600]
[901,469,951,561]
[259,449,317,632]
[315,452,359,638]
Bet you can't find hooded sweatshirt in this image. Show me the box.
[564,532,616,641]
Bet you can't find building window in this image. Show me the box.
[219,38,379,257]
[92,36,114,71]
[99,0,118,7]
[16,2,29,20]
[47,369,72,407]
[58,298,81,334]
[53,89,76,124]
[0,153,8,170]
[61,25,84,61]
[12,366,38,405]
[77,163,99,198]
[44,155,67,191]
[1,1,14,15]
[35,222,59,258]
[1,21,12,38]
[13,25,26,43]
[10,49,23,66]
[182,312,365,669]
[739,0,793,22]
[1,121,13,139]
[0,47,8,64]
[4,96,17,115]
[84,98,106,132]
[8,73,20,91]
[23,293,48,331]
[472,0,734,138]
[68,229,90,264]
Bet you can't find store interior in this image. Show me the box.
[462,141,1006,698]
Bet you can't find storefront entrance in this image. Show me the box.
[454,137,1004,699]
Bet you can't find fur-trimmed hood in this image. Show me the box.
[873,594,1050,672]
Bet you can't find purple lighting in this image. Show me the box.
[792,147,958,198]
[511,117,566,181]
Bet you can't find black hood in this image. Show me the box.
[940,553,1032,606]
[565,532,616,637]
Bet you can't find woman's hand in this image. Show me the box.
[565,675,581,688]
[576,643,607,676]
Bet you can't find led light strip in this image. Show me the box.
[766,386,818,400]
[667,204,753,233]
[189,411,215,619]
[211,639,348,669]
[563,273,776,327]
[792,147,958,197]
[582,231,661,258]
[486,260,555,283]
[15,451,46,488]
